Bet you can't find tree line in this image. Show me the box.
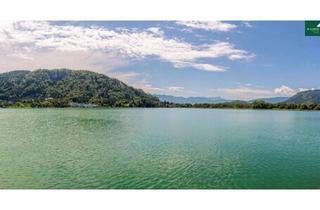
[160,100,320,110]
[2,98,320,110]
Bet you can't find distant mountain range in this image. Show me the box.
[155,95,230,104]
[157,91,320,104]
[156,95,289,104]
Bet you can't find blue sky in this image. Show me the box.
[0,21,319,100]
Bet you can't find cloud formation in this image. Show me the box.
[214,86,275,100]
[212,85,310,100]
[242,22,253,28]
[167,86,185,92]
[176,21,237,32]
[274,85,296,96]
[0,21,253,72]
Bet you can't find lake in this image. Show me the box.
[0,108,319,189]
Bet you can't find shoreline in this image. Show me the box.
[2,106,320,112]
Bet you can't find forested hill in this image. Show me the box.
[285,90,320,104]
[0,69,160,107]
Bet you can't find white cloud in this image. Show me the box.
[176,21,237,32]
[107,71,165,93]
[242,22,253,28]
[273,86,316,97]
[0,49,127,74]
[8,53,34,60]
[107,71,185,95]
[167,86,184,92]
[128,80,186,95]
[298,87,315,92]
[187,63,225,72]
[211,85,313,100]
[108,71,141,84]
[108,71,186,94]
[298,88,308,92]
[228,53,254,61]
[136,82,164,93]
[273,86,318,97]
[214,86,275,100]
[0,21,253,73]
[274,85,296,96]
[147,27,163,36]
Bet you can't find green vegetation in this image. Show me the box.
[1,68,320,111]
[0,69,160,108]
[161,100,320,111]
[160,89,320,111]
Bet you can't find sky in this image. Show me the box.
[0,21,319,100]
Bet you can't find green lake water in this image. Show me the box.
[0,108,319,189]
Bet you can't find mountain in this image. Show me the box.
[155,94,230,104]
[0,69,160,107]
[286,90,320,104]
[249,97,288,104]
[155,94,289,105]
[226,100,249,104]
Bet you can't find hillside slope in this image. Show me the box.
[0,69,160,107]
[286,90,320,104]
[249,97,288,104]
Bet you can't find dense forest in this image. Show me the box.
[0,69,160,108]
